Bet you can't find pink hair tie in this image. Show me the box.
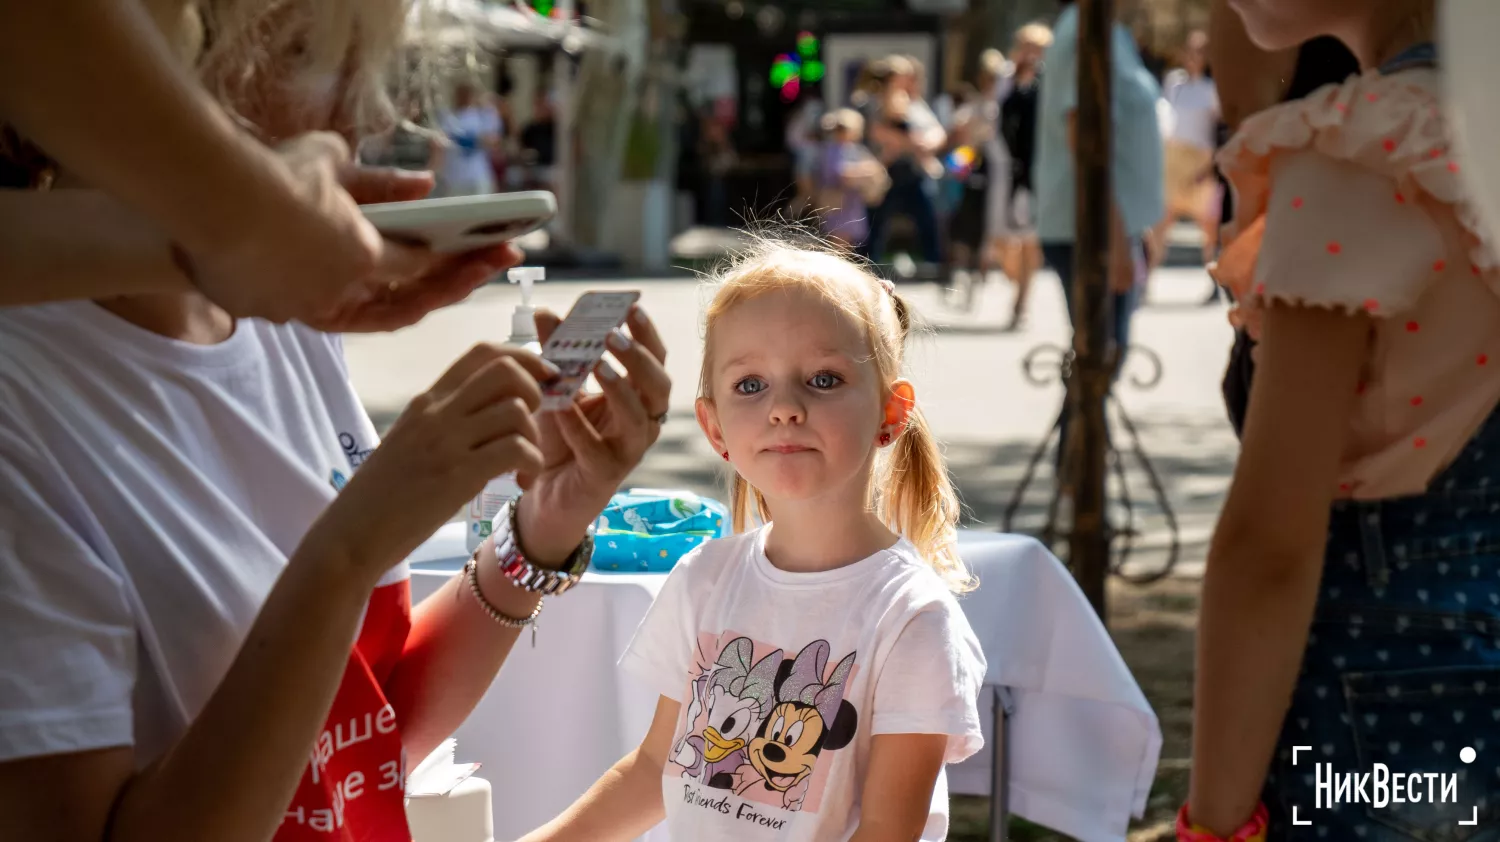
[877,277,895,296]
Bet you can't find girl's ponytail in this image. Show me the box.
[880,403,973,592]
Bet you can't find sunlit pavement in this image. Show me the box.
[343,265,1239,577]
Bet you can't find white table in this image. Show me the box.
[408,523,671,842]
[407,524,1160,842]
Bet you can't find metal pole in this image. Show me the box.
[1068,0,1114,622]
[552,0,576,244]
[987,687,1015,842]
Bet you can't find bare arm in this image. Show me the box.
[0,189,192,306]
[849,734,948,842]
[0,542,386,842]
[519,695,679,842]
[0,344,555,842]
[385,491,577,762]
[1188,302,1368,834]
[0,1,294,257]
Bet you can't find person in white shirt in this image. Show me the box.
[0,11,674,842]
[1154,29,1222,264]
[521,242,986,842]
[438,81,504,196]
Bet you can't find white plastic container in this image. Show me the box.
[464,267,545,554]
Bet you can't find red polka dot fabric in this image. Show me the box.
[1211,68,1500,499]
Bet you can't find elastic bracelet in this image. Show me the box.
[464,552,544,645]
[1176,803,1268,842]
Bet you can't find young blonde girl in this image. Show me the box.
[522,242,986,842]
[1186,1,1500,840]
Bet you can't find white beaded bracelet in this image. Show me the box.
[464,552,543,647]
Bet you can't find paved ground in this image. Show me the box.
[344,262,1240,577]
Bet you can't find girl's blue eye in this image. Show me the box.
[734,377,765,395]
[810,372,842,390]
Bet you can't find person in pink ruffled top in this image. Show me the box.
[1187,1,1500,840]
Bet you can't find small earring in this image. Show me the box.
[879,432,891,446]
[721,451,730,461]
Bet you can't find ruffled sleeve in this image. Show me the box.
[1212,69,1498,339]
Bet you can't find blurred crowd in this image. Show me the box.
[780,16,1225,330]
[361,80,558,199]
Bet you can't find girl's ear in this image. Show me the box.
[882,380,917,429]
[696,397,727,454]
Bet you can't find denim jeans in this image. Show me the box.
[1262,406,1500,841]
[1042,241,1141,477]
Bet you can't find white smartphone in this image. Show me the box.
[359,191,557,254]
[540,290,642,411]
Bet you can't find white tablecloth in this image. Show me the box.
[947,532,1162,842]
[407,524,1160,842]
[408,523,670,842]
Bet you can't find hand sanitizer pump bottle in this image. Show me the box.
[464,267,546,554]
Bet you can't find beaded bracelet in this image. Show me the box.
[1176,803,1268,842]
[464,552,544,647]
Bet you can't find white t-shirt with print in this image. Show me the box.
[620,526,986,842]
[0,301,414,840]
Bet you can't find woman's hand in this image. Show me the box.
[183,131,498,332]
[303,343,559,578]
[514,304,672,565]
[309,244,522,334]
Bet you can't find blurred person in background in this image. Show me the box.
[697,111,737,227]
[943,63,1004,311]
[518,91,558,191]
[811,108,888,250]
[1154,29,1222,273]
[361,94,449,175]
[784,95,825,220]
[438,80,503,196]
[994,24,1051,330]
[1034,0,1163,483]
[866,55,946,268]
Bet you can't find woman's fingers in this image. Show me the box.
[533,308,563,346]
[452,351,551,416]
[591,358,656,455]
[606,325,671,419]
[551,401,612,467]
[464,397,541,451]
[472,434,546,484]
[624,304,667,363]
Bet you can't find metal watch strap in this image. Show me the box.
[492,500,591,596]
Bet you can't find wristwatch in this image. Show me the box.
[492,499,594,596]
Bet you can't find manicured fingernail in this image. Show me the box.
[606,328,632,352]
[596,362,620,381]
[540,359,562,376]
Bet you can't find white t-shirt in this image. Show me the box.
[440,105,503,189]
[1162,69,1219,151]
[0,301,414,840]
[620,526,985,842]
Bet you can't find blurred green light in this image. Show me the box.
[803,60,825,82]
[797,32,819,58]
[770,59,797,88]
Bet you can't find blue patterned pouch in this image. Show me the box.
[590,489,729,572]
